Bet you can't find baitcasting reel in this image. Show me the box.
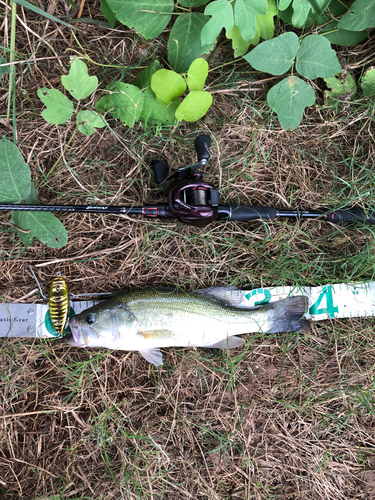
[151,135,220,227]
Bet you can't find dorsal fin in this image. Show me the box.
[195,286,255,309]
[150,286,177,293]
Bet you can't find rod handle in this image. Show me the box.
[194,135,210,162]
[325,209,375,225]
[227,205,278,222]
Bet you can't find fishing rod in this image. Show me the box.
[2,135,375,227]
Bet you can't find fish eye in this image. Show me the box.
[86,314,95,325]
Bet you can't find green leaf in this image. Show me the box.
[243,32,299,76]
[106,0,174,39]
[175,91,213,122]
[61,58,98,100]
[252,0,277,42]
[201,0,234,46]
[226,24,250,56]
[95,82,144,127]
[279,0,331,28]
[76,110,107,136]
[22,183,39,204]
[0,55,10,77]
[324,73,356,109]
[323,0,347,16]
[0,138,31,203]
[319,21,368,46]
[278,0,292,9]
[291,0,313,27]
[179,0,210,5]
[291,0,330,28]
[100,0,117,27]
[140,87,178,125]
[360,67,375,97]
[338,0,375,31]
[168,13,214,73]
[151,69,186,105]
[267,76,315,130]
[10,184,68,248]
[11,211,68,248]
[234,0,267,42]
[187,58,209,92]
[296,35,341,79]
[37,88,74,124]
[133,60,161,89]
[228,0,276,53]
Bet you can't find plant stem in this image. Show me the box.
[37,129,78,188]
[7,1,17,142]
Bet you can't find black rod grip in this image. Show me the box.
[325,209,375,224]
[194,135,210,162]
[222,205,278,222]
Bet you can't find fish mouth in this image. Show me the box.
[68,316,84,346]
[68,317,98,347]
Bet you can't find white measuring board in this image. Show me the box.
[0,282,374,339]
[241,282,375,320]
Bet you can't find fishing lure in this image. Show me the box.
[28,266,111,336]
[48,275,69,334]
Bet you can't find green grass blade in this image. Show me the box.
[12,0,80,30]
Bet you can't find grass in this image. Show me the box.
[1,1,375,499]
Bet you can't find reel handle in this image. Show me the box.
[151,160,169,185]
[194,135,211,163]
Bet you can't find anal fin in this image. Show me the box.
[201,336,245,350]
[139,348,163,366]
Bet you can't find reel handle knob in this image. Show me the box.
[194,135,211,163]
[151,160,169,185]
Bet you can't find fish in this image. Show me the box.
[48,276,69,334]
[67,286,309,366]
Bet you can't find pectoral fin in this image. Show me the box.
[139,329,175,340]
[140,348,163,366]
[201,336,245,350]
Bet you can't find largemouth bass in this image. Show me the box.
[67,287,309,366]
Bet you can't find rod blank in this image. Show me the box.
[1,203,375,224]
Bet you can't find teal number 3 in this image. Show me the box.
[309,286,338,318]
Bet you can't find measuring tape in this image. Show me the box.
[0,281,374,339]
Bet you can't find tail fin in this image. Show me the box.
[266,296,309,334]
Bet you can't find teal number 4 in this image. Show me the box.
[309,286,338,318]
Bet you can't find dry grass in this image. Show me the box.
[1,2,375,499]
